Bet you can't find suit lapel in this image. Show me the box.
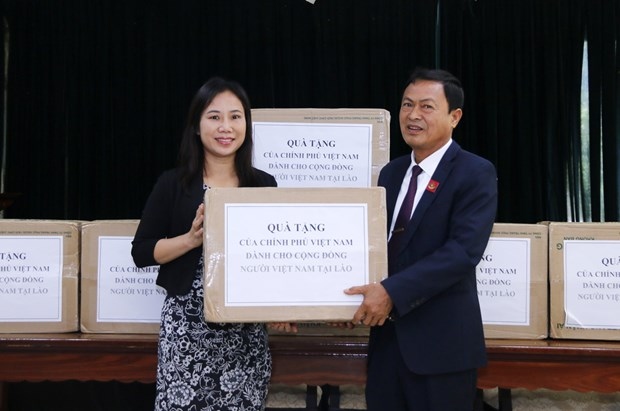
[386,158,411,230]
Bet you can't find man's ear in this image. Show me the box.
[450,108,463,128]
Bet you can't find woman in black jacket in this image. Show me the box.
[132,77,277,411]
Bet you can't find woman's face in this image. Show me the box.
[198,90,246,161]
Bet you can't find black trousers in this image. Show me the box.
[365,322,478,411]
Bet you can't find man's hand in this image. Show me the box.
[344,283,393,326]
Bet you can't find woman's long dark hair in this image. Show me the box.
[177,77,261,189]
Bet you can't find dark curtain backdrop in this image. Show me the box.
[1,1,620,409]
[1,0,619,223]
[586,0,620,221]
[441,0,589,222]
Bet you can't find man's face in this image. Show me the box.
[399,80,462,162]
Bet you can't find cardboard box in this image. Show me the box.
[0,220,80,333]
[477,223,549,339]
[80,220,164,333]
[251,108,390,187]
[203,187,387,322]
[549,222,620,340]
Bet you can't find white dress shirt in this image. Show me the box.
[388,139,453,241]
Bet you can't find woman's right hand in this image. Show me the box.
[186,203,205,249]
[153,203,205,264]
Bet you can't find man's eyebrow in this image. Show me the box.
[402,96,437,104]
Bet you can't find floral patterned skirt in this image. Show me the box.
[155,259,272,411]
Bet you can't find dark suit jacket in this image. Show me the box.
[375,141,497,375]
[131,167,277,296]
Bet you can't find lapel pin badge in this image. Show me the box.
[426,180,439,193]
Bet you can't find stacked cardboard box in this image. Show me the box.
[477,223,549,339]
[252,108,390,188]
[80,220,163,333]
[549,222,620,341]
[0,220,80,332]
[250,108,389,335]
[4,217,618,341]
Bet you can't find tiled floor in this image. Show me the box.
[266,384,365,410]
[266,385,620,410]
[6,381,620,410]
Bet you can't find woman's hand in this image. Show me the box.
[268,322,298,333]
[186,203,205,249]
[153,203,205,264]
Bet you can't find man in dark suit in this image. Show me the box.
[346,68,497,410]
